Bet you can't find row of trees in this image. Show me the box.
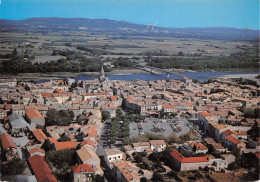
[147,49,259,71]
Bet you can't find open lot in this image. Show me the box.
[129,118,191,137]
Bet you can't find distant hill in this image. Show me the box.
[0,17,259,41]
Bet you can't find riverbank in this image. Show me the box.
[218,73,259,79]
[0,69,258,82]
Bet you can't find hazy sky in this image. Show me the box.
[0,0,259,30]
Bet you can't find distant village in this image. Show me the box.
[0,66,259,182]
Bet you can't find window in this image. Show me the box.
[109,157,111,160]
[118,156,120,158]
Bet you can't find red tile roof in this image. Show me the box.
[26,109,44,119]
[189,143,208,150]
[170,149,208,163]
[225,135,241,145]
[33,129,47,142]
[0,133,17,149]
[80,140,95,148]
[110,96,118,101]
[4,104,12,110]
[28,155,57,182]
[48,137,58,144]
[54,141,75,151]
[199,111,211,117]
[29,148,45,155]
[163,105,174,109]
[222,129,233,136]
[71,164,95,173]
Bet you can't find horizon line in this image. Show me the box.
[1,17,259,31]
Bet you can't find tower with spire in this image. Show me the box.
[100,64,105,79]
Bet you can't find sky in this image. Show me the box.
[0,0,259,30]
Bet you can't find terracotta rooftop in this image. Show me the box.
[33,129,47,142]
[189,143,208,150]
[29,148,45,155]
[72,164,95,173]
[0,133,17,149]
[26,109,44,119]
[225,135,241,145]
[28,155,57,182]
[170,148,208,163]
[54,141,75,151]
[105,148,122,156]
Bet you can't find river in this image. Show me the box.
[75,70,259,82]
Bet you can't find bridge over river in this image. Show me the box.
[136,65,191,80]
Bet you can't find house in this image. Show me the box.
[132,142,150,152]
[162,105,174,113]
[221,154,235,164]
[113,160,153,182]
[28,155,57,182]
[32,129,48,143]
[149,140,167,152]
[203,138,215,147]
[187,143,208,153]
[170,148,209,171]
[8,113,30,134]
[211,143,226,153]
[71,164,95,182]
[25,109,45,127]
[104,148,123,168]
[211,159,228,171]
[123,145,135,155]
[0,133,17,160]
[29,148,45,157]
[77,146,100,167]
[53,141,76,151]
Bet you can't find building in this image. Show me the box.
[71,164,95,182]
[53,141,76,151]
[8,113,30,134]
[25,109,45,127]
[104,148,123,168]
[32,129,48,143]
[132,142,150,153]
[28,155,57,182]
[149,140,167,152]
[170,149,209,171]
[77,146,101,166]
[113,160,152,182]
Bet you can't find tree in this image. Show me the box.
[102,111,110,121]
[69,111,75,120]
[1,158,27,175]
[59,135,71,142]
[248,121,260,139]
[46,109,73,126]
[116,109,123,116]
[152,172,164,182]
[192,145,197,152]
[134,154,143,163]
[140,177,147,182]
[94,174,104,182]
[244,108,256,118]
[167,133,180,144]
[77,114,87,124]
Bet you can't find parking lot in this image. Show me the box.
[129,118,191,137]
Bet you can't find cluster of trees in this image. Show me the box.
[46,109,74,126]
[148,50,259,71]
[113,57,134,68]
[46,149,77,181]
[1,158,27,175]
